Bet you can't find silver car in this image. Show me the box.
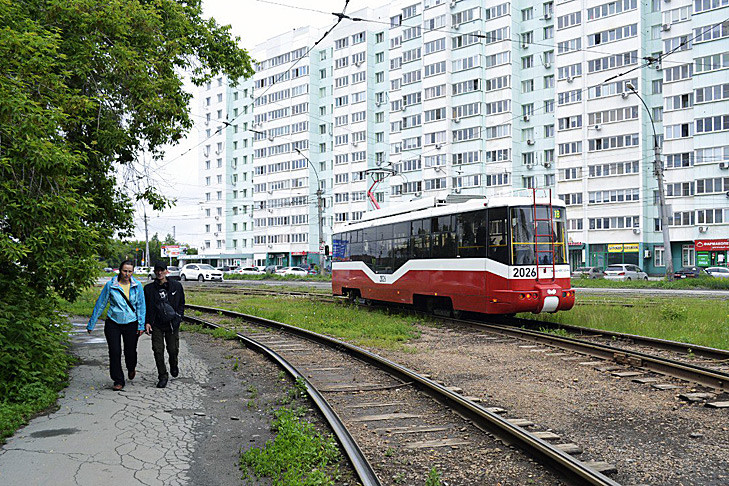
[705,266,729,279]
[147,266,181,280]
[604,264,648,281]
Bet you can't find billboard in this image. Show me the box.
[161,245,187,257]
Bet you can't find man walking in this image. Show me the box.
[144,262,185,388]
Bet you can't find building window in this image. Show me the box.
[682,245,694,266]
[654,246,664,267]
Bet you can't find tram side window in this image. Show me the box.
[431,215,457,259]
[411,218,431,259]
[487,207,509,264]
[457,210,487,258]
[376,238,392,273]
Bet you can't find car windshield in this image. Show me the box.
[168,266,178,271]
[606,266,624,271]
[199,264,215,270]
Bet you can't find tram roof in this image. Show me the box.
[334,193,566,234]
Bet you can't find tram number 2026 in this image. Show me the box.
[512,267,537,278]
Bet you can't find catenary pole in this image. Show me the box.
[627,83,674,280]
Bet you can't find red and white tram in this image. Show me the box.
[331,192,575,315]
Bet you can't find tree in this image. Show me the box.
[0,0,254,300]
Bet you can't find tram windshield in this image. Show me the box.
[510,205,567,265]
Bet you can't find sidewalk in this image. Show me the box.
[0,319,212,486]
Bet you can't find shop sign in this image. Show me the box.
[695,239,729,251]
[161,245,186,257]
[623,243,639,252]
[608,244,624,253]
[291,251,308,256]
[697,252,711,266]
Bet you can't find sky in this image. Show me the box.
[132,0,376,249]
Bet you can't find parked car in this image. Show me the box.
[274,266,289,275]
[265,265,284,274]
[282,266,308,276]
[179,264,224,282]
[673,266,706,279]
[571,266,604,279]
[604,264,648,281]
[216,265,240,274]
[134,266,151,276]
[705,266,729,279]
[236,266,263,275]
[103,267,113,273]
[147,265,181,280]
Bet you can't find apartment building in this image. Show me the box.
[194,0,729,274]
[195,75,255,266]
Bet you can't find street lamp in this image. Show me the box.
[295,148,325,275]
[626,82,674,280]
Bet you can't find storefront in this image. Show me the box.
[568,242,585,270]
[590,243,640,268]
[694,239,729,267]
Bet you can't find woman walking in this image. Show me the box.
[87,260,146,391]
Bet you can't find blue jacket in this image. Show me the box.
[87,277,146,331]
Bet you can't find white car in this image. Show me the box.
[604,264,648,281]
[180,264,224,282]
[705,266,729,279]
[282,266,308,276]
[236,266,263,275]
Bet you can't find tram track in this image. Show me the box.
[185,283,729,398]
[185,303,621,486]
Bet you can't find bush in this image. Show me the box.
[0,278,74,442]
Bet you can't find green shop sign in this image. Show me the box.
[697,252,710,266]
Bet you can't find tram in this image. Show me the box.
[331,191,575,315]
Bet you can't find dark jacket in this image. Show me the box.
[144,279,185,330]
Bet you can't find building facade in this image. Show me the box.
[194,0,729,274]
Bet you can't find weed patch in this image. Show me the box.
[240,406,341,486]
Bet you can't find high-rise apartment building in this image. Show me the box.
[193,0,729,274]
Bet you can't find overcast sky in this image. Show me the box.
[133,0,376,248]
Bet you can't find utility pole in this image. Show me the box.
[296,148,325,275]
[143,207,150,268]
[627,82,674,280]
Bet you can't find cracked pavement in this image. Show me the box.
[0,319,213,486]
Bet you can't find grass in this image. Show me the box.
[186,291,424,350]
[240,406,341,486]
[572,275,729,290]
[519,295,729,350]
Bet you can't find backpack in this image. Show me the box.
[156,295,178,328]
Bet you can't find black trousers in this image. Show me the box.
[104,319,139,386]
[151,327,179,379]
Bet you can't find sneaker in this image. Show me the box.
[112,383,124,391]
[170,366,179,378]
[128,369,136,380]
[156,378,168,388]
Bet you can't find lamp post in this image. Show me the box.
[626,82,674,280]
[295,148,325,275]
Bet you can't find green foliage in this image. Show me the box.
[425,467,442,486]
[573,275,729,290]
[240,406,341,486]
[660,303,688,322]
[0,278,74,443]
[0,0,253,301]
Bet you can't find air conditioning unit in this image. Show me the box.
[527,139,535,145]
[375,101,383,107]
[543,162,552,168]
[632,228,641,234]
[594,124,601,131]
[453,23,460,30]
[523,114,530,122]
[566,76,574,83]
[699,226,708,233]
[655,64,663,71]
[544,12,552,20]
[621,92,629,99]
[521,42,529,49]
[352,141,358,147]
[450,0,457,8]
[354,60,363,67]
[453,116,460,123]
[214,232,219,236]
[215,216,219,220]
[544,62,551,68]
[526,163,534,170]
[644,249,652,258]
[719,162,729,169]
[662,23,671,31]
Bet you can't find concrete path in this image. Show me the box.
[0,319,212,486]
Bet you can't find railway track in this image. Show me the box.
[186,284,729,395]
[185,304,621,486]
